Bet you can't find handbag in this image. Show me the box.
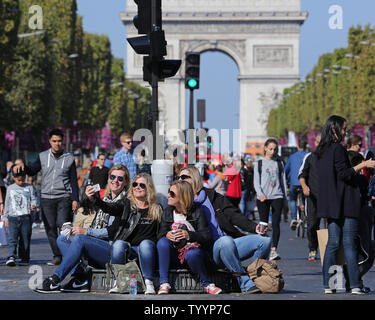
[105,259,145,294]
[246,258,285,293]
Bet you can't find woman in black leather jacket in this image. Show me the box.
[156,180,222,295]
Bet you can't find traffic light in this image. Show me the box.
[127,0,165,57]
[185,52,200,90]
[143,56,181,83]
[133,0,161,35]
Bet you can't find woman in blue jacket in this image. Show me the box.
[315,115,375,295]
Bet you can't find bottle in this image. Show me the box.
[129,274,137,295]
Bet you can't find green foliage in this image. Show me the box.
[267,25,375,137]
[0,0,151,142]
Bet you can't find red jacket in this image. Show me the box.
[225,168,242,198]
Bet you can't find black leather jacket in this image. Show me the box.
[158,205,212,249]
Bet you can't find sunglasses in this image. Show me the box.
[132,182,146,189]
[124,140,133,144]
[168,189,176,198]
[110,175,124,182]
[177,174,191,180]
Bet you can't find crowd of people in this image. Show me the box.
[1,115,375,295]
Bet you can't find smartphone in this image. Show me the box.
[92,184,101,192]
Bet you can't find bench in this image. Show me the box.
[90,268,241,293]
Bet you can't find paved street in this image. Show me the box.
[1,218,375,301]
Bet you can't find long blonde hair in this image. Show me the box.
[170,180,194,215]
[179,165,203,195]
[103,164,130,198]
[127,173,162,222]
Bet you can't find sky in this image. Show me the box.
[76,0,375,131]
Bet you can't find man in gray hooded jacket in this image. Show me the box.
[15,128,79,265]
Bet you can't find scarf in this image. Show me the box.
[194,189,224,242]
[90,189,127,229]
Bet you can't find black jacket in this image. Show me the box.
[93,197,160,242]
[298,152,319,197]
[204,188,258,237]
[317,143,361,219]
[158,205,212,248]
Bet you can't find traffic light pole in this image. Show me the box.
[189,89,194,130]
[151,0,159,161]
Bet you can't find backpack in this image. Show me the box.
[246,258,285,293]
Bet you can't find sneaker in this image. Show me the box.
[324,288,336,294]
[18,260,30,266]
[351,287,370,295]
[157,283,171,295]
[308,250,318,261]
[242,285,261,294]
[145,279,156,295]
[290,219,298,230]
[60,278,89,293]
[204,283,222,295]
[6,256,16,267]
[269,250,280,261]
[47,256,62,266]
[35,275,61,293]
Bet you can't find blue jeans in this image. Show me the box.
[111,239,156,281]
[288,185,299,220]
[54,234,111,281]
[157,237,211,287]
[213,234,272,292]
[323,217,361,289]
[8,215,32,261]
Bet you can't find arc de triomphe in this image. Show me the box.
[120,0,307,153]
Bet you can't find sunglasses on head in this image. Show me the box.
[168,189,176,198]
[132,182,146,189]
[110,175,124,182]
[177,174,191,180]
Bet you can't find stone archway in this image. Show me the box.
[120,0,307,152]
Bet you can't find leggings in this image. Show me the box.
[257,198,284,248]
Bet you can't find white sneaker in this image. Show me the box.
[144,279,156,295]
[269,250,280,261]
[109,280,119,294]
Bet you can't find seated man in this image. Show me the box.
[178,166,272,294]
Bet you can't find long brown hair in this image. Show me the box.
[263,138,279,158]
[170,180,194,215]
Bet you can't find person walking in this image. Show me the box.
[2,166,36,266]
[254,138,287,261]
[316,115,375,295]
[284,138,308,230]
[298,134,321,261]
[113,133,138,181]
[14,128,79,266]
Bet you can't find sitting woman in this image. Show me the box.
[35,165,129,293]
[55,164,129,292]
[103,173,162,295]
[157,180,222,295]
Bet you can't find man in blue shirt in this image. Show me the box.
[284,139,308,230]
[113,133,138,180]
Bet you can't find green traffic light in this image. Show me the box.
[188,79,197,88]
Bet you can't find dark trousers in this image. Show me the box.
[306,194,320,251]
[257,198,284,248]
[41,197,72,258]
[8,215,32,261]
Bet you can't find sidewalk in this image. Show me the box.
[0,219,375,300]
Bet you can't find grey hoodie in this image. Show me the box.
[25,149,79,201]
